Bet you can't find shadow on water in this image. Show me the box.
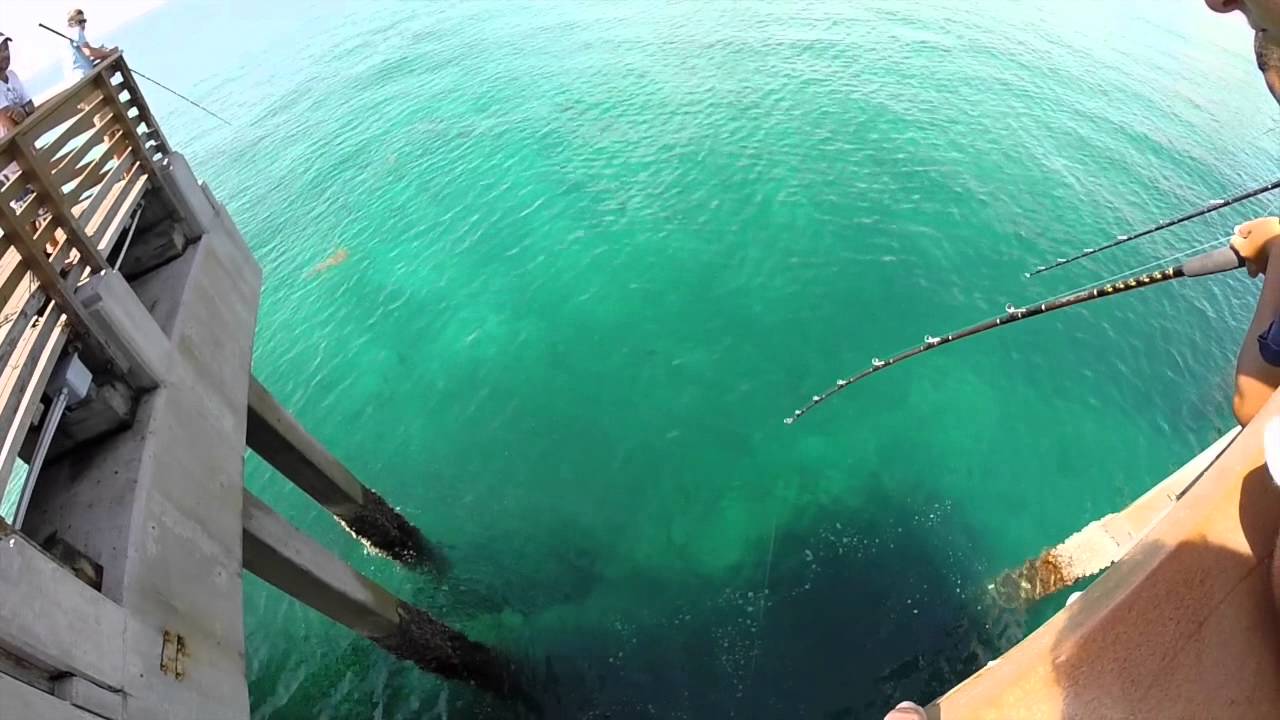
[436,482,1032,719]
[243,456,1280,720]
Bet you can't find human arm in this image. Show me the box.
[1,72,34,124]
[83,44,117,61]
[1230,217,1280,425]
[1255,31,1280,104]
[0,110,17,138]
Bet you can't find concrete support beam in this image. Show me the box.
[242,490,398,637]
[117,221,188,281]
[0,519,124,691]
[0,673,103,720]
[55,676,124,720]
[241,491,529,707]
[246,376,447,573]
[155,153,216,241]
[44,376,135,461]
[76,270,172,391]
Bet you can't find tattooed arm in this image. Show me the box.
[1256,31,1280,103]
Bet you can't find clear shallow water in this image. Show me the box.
[67,1,1280,717]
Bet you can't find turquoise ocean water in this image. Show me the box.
[31,1,1280,717]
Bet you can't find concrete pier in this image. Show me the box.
[0,55,517,718]
[247,376,449,573]
[19,165,262,720]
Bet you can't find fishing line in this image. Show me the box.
[744,499,779,715]
[1044,196,1280,302]
[1026,177,1280,278]
[1043,236,1230,302]
[1025,119,1277,278]
[37,23,234,128]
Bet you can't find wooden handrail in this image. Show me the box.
[0,51,124,153]
[0,51,181,491]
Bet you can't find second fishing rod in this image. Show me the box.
[1025,176,1280,278]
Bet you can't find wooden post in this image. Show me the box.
[115,57,174,156]
[93,61,190,232]
[94,74,155,177]
[8,137,108,271]
[0,202,94,337]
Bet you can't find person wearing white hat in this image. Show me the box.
[0,32,35,139]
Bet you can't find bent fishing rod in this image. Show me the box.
[784,243,1245,425]
[1025,177,1280,278]
[38,23,234,128]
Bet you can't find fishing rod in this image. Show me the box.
[784,243,1245,425]
[1025,177,1280,278]
[38,23,234,128]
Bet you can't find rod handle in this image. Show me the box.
[1183,246,1245,278]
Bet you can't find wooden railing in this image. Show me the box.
[0,52,177,491]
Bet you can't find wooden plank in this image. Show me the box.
[0,51,119,157]
[78,153,135,229]
[88,172,147,255]
[31,220,70,266]
[39,93,109,167]
[115,58,173,155]
[21,83,104,144]
[0,194,96,336]
[9,137,107,272]
[93,74,159,182]
[125,112,146,136]
[50,118,122,189]
[64,135,128,206]
[0,518,124,692]
[0,164,27,209]
[0,285,47,375]
[0,246,26,304]
[0,303,65,489]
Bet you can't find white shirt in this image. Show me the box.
[0,69,30,112]
[0,69,30,153]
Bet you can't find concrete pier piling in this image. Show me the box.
[241,492,528,705]
[246,376,449,573]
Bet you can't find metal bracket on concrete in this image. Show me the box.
[159,629,186,681]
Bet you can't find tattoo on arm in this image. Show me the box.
[1257,32,1280,100]
[1256,31,1280,74]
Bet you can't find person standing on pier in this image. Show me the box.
[65,9,124,161]
[0,32,35,139]
[65,8,117,82]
